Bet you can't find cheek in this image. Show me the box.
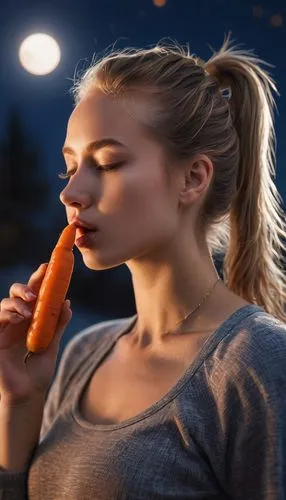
[81,180,176,270]
[103,169,175,245]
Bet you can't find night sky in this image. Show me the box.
[1,0,285,219]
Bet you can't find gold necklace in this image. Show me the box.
[161,276,221,337]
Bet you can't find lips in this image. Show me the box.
[70,218,98,236]
[76,226,96,238]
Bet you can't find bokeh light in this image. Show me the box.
[153,0,167,7]
[253,5,264,18]
[270,14,283,27]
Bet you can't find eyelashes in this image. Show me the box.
[58,161,125,179]
[58,168,76,179]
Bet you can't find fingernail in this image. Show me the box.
[66,299,71,308]
[25,291,36,300]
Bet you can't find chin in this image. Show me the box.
[79,238,158,271]
[80,249,127,271]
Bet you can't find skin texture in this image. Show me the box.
[60,89,249,355]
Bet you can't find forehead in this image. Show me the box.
[65,90,154,151]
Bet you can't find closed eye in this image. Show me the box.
[58,161,125,179]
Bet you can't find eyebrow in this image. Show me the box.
[62,138,127,156]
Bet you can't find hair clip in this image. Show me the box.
[220,87,232,100]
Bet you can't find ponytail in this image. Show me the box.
[205,33,286,321]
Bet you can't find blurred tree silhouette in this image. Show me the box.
[0,107,52,266]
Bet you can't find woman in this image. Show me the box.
[1,34,286,499]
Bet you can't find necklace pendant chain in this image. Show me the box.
[169,276,221,336]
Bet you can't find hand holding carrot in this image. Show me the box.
[0,263,72,408]
[24,224,76,361]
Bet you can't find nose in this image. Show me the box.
[60,185,93,209]
[59,172,94,209]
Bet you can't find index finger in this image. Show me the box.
[27,263,49,295]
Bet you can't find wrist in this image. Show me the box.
[0,395,45,472]
[0,392,46,411]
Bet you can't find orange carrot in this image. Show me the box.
[24,224,76,363]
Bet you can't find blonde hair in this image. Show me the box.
[71,33,286,322]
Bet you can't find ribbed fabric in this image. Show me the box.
[1,304,286,499]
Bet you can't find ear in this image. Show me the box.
[178,154,214,207]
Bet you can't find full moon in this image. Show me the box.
[19,33,61,75]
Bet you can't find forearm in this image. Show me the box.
[0,395,45,472]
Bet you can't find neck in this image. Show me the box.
[126,243,225,350]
